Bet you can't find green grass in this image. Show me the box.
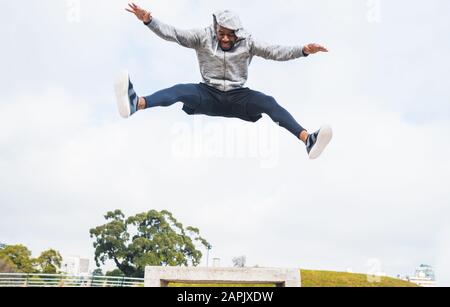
[168,270,418,287]
[301,270,418,287]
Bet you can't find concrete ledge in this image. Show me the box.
[144,267,301,287]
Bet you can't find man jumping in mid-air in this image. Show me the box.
[116,3,333,159]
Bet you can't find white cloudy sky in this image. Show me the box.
[1,0,449,285]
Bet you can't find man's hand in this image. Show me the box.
[126,2,152,24]
[303,43,329,55]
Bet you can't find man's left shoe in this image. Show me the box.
[306,125,333,160]
[114,70,139,119]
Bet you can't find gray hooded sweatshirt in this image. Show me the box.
[146,10,307,92]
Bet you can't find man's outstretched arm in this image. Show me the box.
[250,37,329,61]
[126,2,204,49]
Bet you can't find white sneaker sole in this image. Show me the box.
[309,125,333,160]
[114,70,131,119]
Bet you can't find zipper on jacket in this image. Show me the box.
[223,51,226,91]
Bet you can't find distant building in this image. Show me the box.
[415,264,435,280]
[0,243,6,249]
[405,264,437,287]
[61,256,90,276]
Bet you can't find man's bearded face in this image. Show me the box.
[217,26,237,51]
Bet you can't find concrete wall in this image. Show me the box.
[145,267,301,287]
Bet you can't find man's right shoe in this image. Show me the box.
[114,70,138,119]
[306,125,333,160]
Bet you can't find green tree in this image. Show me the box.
[106,269,125,277]
[90,209,211,277]
[0,258,18,273]
[0,245,36,273]
[35,249,63,274]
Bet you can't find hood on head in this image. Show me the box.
[213,10,248,40]
[213,10,243,31]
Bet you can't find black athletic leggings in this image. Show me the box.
[143,83,305,138]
